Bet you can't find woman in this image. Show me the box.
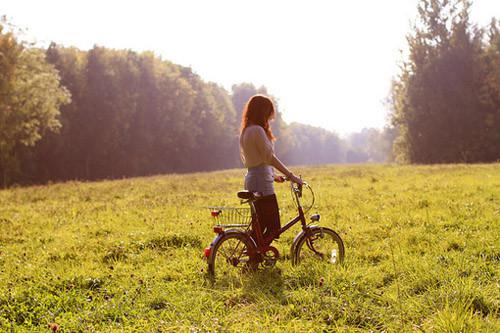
[239,94,303,245]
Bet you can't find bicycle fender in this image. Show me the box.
[208,229,257,259]
[290,225,321,258]
[228,230,258,251]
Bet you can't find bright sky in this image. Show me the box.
[3,0,498,135]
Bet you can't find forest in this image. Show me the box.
[0,0,498,187]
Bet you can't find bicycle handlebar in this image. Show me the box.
[275,175,315,213]
[282,175,305,198]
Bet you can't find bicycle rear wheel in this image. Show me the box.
[292,227,344,265]
[207,231,257,278]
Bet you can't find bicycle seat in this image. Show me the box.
[237,190,262,200]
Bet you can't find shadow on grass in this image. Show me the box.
[204,266,286,302]
[241,267,285,299]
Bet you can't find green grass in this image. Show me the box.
[0,164,499,332]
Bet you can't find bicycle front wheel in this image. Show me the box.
[292,227,345,265]
[207,231,256,278]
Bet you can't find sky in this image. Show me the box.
[2,0,498,135]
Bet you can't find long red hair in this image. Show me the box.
[240,94,276,141]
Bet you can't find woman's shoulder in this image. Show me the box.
[245,124,266,135]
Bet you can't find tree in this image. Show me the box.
[0,20,22,186]
[476,19,500,160]
[390,0,499,163]
[346,127,396,163]
[286,123,345,165]
[0,21,70,186]
[26,44,88,181]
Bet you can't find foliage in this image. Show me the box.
[390,0,499,163]
[286,122,346,165]
[22,44,240,182]
[346,127,398,163]
[0,164,498,331]
[1,22,398,187]
[0,20,70,186]
[13,61,385,186]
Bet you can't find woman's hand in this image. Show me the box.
[269,154,303,185]
[274,175,286,183]
[288,173,303,185]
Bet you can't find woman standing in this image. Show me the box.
[239,94,303,245]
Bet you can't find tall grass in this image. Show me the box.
[0,164,498,331]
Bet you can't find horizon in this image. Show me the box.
[3,0,498,135]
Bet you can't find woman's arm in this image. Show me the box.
[252,126,303,184]
[270,154,303,185]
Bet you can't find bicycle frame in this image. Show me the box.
[205,179,344,276]
[249,182,308,252]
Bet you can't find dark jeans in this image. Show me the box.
[251,194,281,244]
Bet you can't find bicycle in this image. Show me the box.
[203,178,345,278]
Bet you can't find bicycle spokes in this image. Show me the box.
[306,235,326,259]
[220,239,247,266]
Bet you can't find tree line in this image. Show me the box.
[1,0,498,187]
[0,20,391,187]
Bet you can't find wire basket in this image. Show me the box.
[208,206,252,228]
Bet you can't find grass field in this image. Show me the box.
[0,164,499,332]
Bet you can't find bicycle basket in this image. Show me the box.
[208,206,252,228]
